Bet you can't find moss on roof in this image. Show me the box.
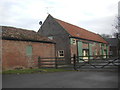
[1,26,55,43]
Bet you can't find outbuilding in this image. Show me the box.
[1,26,55,70]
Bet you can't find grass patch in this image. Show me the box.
[2,68,74,74]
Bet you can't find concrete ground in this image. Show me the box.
[2,71,118,88]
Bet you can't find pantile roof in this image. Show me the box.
[55,18,108,44]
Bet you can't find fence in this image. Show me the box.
[37,57,74,69]
[35,55,120,70]
[74,55,119,70]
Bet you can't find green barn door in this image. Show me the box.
[78,41,83,62]
[89,43,93,59]
[106,45,109,56]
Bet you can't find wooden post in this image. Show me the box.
[38,56,41,68]
[73,54,77,70]
[55,57,58,69]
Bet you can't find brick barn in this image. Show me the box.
[1,26,55,70]
[38,14,109,63]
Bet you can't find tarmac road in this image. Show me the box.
[2,71,118,88]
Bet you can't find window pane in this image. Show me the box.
[73,39,76,45]
[58,50,64,57]
[48,36,53,40]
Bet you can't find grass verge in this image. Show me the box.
[2,68,74,74]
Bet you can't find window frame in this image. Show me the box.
[72,39,76,45]
[58,50,64,57]
[48,36,53,40]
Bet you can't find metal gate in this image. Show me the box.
[72,55,120,70]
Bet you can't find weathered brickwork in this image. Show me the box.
[2,40,55,70]
[70,44,77,57]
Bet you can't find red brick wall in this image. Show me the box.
[2,40,55,70]
[70,44,77,57]
[82,43,89,49]
[92,42,101,55]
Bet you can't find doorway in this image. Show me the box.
[82,49,89,61]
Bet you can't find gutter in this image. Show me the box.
[69,36,108,44]
[2,37,56,44]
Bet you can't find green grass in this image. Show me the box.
[2,68,74,74]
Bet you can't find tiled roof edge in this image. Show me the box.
[2,37,56,44]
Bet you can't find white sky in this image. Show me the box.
[0,0,119,35]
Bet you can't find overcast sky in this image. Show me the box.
[0,0,119,35]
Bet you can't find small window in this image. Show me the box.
[48,36,53,40]
[58,50,64,57]
[26,45,32,56]
[73,39,76,45]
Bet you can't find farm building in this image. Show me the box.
[38,14,109,63]
[1,26,56,70]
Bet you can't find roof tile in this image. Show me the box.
[55,19,108,44]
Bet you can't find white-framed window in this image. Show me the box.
[73,39,76,45]
[48,36,53,40]
[58,50,64,57]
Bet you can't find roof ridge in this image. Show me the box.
[2,26,35,32]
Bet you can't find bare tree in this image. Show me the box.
[113,16,120,57]
[110,2,120,58]
[100,34,112,39]
[112,16,120,38]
